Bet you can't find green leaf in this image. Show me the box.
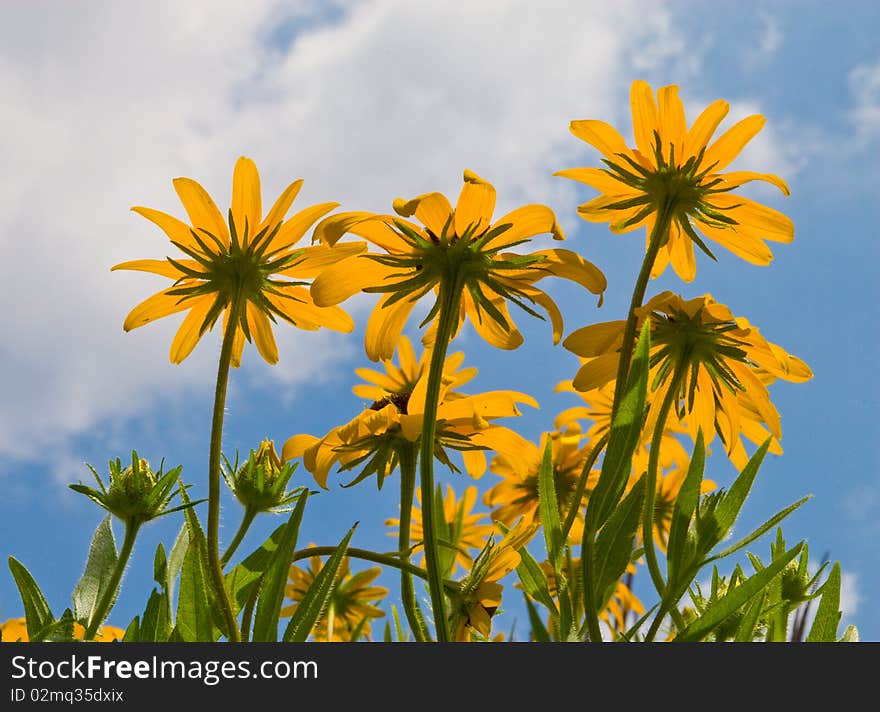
[122,616,140,642]
[666,431,705,583]
[705,495,811,565]
[72,515,119,627]
[515,546,558,615]
[166,524,190,606]
[839,625,859,642]
[32,609,76,642]
[138,588,171,642]
[153,542,167,586]
[175,533,217,642]
[282,523,358,642]
[523,594,551,642]
[537,437,564,573]
[733,591,766,642]
[252,491,309,642]
[8,557,54,640]
[806,563,841,642]
[586,320,650,529]
[225,522,287,612]
[594,475,646,610]
[676,542,803,642]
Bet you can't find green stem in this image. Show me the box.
[643,361,689,642]
[397,443,431,641]
[84,520,140,641]
[609,201,675,420]
[562,433,609,543]
[417,280,463,642]
[220,506,257,568]
[207,296,244,642]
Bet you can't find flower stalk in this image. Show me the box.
[397,442,431,641]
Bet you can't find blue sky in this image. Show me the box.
[1,0,877,640]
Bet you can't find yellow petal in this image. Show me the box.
[462,449,487,479]
[683,99,729,158]
[282,433,319,462]
[703,114,766,173]
[131,206,204,253]
[365,293,419,362]
[530,248,607,295]
[169,296,214,364]
[487,204,564,250]
[553,167,632,195]
[657,85,686,162]
[571,353,620,392]
[695,221,775,265]
[268,286,354,333]
[247,302,279,365]
[393,192,454,238]
[279,241,367,279]
[463,291,523,350]
[518,287,564,344]
[172,177,229,243]
[454,169,496,238]
[224,306,246,368]
[231,157,262,243]
[710,194,794,243]
[111,259,199,280]
[630,80,660,162]
[667,222,696,283]
[717,171,790,196]
[260,178,304,233]
[122,287,196,331]
[269,202,339,252]
[562,321,626,358]
[310,256,399,307]
[569,119,630,160]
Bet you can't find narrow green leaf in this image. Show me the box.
[524,594,552,642]
[839,625,859,642]
[676,542,803,642]
[175,534,217,642]
[515,546,559,615]
[8,557,54,639]
[806,563,841,642]
[72,515,119,626]
[594,475,646,607]
[537,437,564,573]
[153,542,167,586]
[666,431,705,583]
[252,491,309,642]
[705,495,811,565]
[32,609,76,642]
[122,616,140,642]
[226,521,288,612]
[586,320,650,528]
[139,588,171,642]
[733,591,766,642]
[283,523,358,642]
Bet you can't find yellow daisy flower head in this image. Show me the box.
[558,80,793,282]
[449,520,539,641]
[309,169,607,361]
[484,426,593,544]
[386,484,495,577]
[0,618,124,643]
[282,337,538,489]
[113,156,360,366]
[282,552,387,642]
[564,291,811,466]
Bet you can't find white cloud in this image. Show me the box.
[0,0,698,470]
[849,58,880,142]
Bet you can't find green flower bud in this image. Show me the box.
[222,439,302,513]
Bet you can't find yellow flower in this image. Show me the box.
[449,521,539,641]
[309,169,606,361]
[0,618,124,642]
[386,484,495,577]
[563,291,811,467]
[283,337,537,489]
[282,553,387,642]
[113,157,359,365]
[557,80,793,282]
[484,426,593,544]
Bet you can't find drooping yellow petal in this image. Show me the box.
[454,170,496,237]
[268,287,355,333]
[172,177,229,243]
[553,167,633,195]
[365,293,420,362]
[224,306,246,368]
[259,179,304,233]
[122,287,197,331]
[562,321,626,358]
[131,206,204,253]
[310,256,399,306]
[486,204,564,250]
[393,192,454,238]
[528,248,607,296]
[682,99,729,157]
[281,433,319,462]
[462,449,488,479]
[667,222,696,283]
[279,241,367,279]
[695,221,775,265]
[571,353,620,392]
[630,80,660,161]
[231,156,262,243]
[710,194,794,243]
[716,171,790,196]
[247,302,279,365]
[269,202,339,252]
[111,259,199,280]
[703,114,766,173]
[169,295,214,364]
[569,119,631,161]
[463,291,523,350]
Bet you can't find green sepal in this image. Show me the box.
[282,523,358,642]
[676,542,803,642]
[73,515,119,628]
[8,556,54,640]
[806,562,841,642]
[251,491,309,642]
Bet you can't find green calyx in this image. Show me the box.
[222,439,302,513]
[70,451,199,525]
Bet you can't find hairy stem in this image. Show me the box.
[220,506,257,568]
[397,443,431,641]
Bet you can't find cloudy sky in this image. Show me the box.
[1,0,876,640]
